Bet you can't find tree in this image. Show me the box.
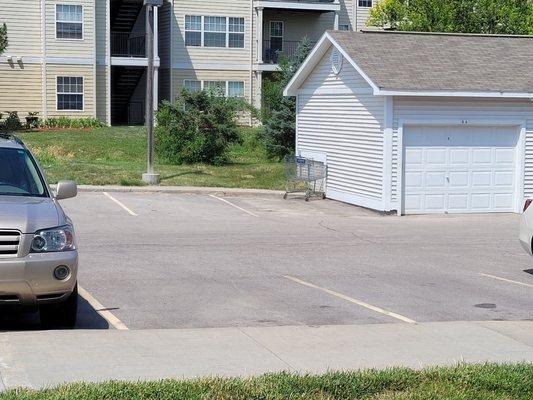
[262,38,312,159]
[368,0,533,35]
[0,23,7,55]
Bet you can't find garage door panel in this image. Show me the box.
[494,170,514,187]
[448,194,468,210]
[472,171,492,187]
[449,171,469,187]
[472,149,492,164]
[405,172,423,188]
[450,149,469,164]
[403,125,518,214]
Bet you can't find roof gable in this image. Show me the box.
[286,30,533,99]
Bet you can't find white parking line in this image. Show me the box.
[479,273,533,288]
[283,275,417,324]
[209,194,260,217]
[78,286,129,330]
[103,192,138,216]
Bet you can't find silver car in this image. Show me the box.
[0,133,78,328]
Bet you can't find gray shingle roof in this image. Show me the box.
[328,30,533,94]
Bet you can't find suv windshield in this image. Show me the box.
[0,148,47,197]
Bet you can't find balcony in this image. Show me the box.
[111,32,146,58]
[263,40,316,64]
[254,0,340,12]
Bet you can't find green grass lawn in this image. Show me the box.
[18,127,285,190]
[1,364,532,399]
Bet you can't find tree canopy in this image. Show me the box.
[367,0,533,35]
[0,23,7,54]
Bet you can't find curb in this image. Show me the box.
[51,185,285,198]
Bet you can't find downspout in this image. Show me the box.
[249,0,254,126]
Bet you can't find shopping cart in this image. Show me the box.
[284,155,327,201]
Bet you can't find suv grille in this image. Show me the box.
[0,230,21,257]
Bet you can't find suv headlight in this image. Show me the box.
[31,225,76,253]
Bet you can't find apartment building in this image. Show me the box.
[0,0,376,126]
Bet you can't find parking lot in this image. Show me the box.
[1,191,532,331]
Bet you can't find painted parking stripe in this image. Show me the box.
[283,275,417,324]
[103,192,138,216]
[209,194,260,217]
[78,286,129,330]
[479,273,533,289]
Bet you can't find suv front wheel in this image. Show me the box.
[40,283,78,329]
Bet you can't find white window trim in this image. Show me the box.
[269,20,284,52]
[55,4,84,41]
[56,76,85,112]
[184,16,245,49]
[182,79,245,98]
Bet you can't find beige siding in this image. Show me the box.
[392,98,533,205]
[339,0,355,30]
[46,0,95,58]
[172,0,251,66]
[46,64,95,117]
[0,0,42,57]
[0,63,42,117]
[356,1,377,30]
[297,48,384,206]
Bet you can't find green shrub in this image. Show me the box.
[155,90,241,165]
[43,117,104,129]
[262,38,312,159]
[3,111,22,131]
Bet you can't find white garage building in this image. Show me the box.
[284,30,533,215]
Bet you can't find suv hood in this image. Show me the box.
[0,196,62,233]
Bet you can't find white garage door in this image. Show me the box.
[403,125,519,214]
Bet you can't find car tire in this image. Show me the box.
[40,283,78,329]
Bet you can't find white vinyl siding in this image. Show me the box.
[296,47,384,207]
[0,64,42,118]
[392,98,533,207]
[0,0,42,56]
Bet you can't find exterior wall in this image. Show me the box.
[296,47,385,209]
[262,10,333,44]
[172,0,251,67]
[0,0,42,57]
[45,0,96,59]
[0,63,43,117]
[391,97,533,208]
[355,1,376,30]
[45,64,96,118]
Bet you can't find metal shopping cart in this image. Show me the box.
[284,155,327,201]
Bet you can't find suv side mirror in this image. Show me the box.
[56,181,77,200]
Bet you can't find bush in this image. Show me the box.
[155,90,241,165]
[3,111,22,131]
[43,117,104,129]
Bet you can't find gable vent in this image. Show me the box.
[331,49,343,75]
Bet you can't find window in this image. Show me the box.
[204,80,226,96]
[358,0,373,7]
[183,80,202,92]
[0,148,46,197]
[185,15,202,46]
[204,16,226,47]
[184,80,245,97]
[57,76,83,111]
[56,4,83,39]
[228,18,245,48]
[228,81,244,98]
[185,16,245,48]
[339,24,350,31]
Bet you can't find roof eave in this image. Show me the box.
[376,89,533,99]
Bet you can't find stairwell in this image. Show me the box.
[111,67,145,125]
[111,0,144,33]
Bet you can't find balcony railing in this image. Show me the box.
[263,40,316,64]
[111,32,146,58]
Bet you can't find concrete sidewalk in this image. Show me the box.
[1,321,532,389]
